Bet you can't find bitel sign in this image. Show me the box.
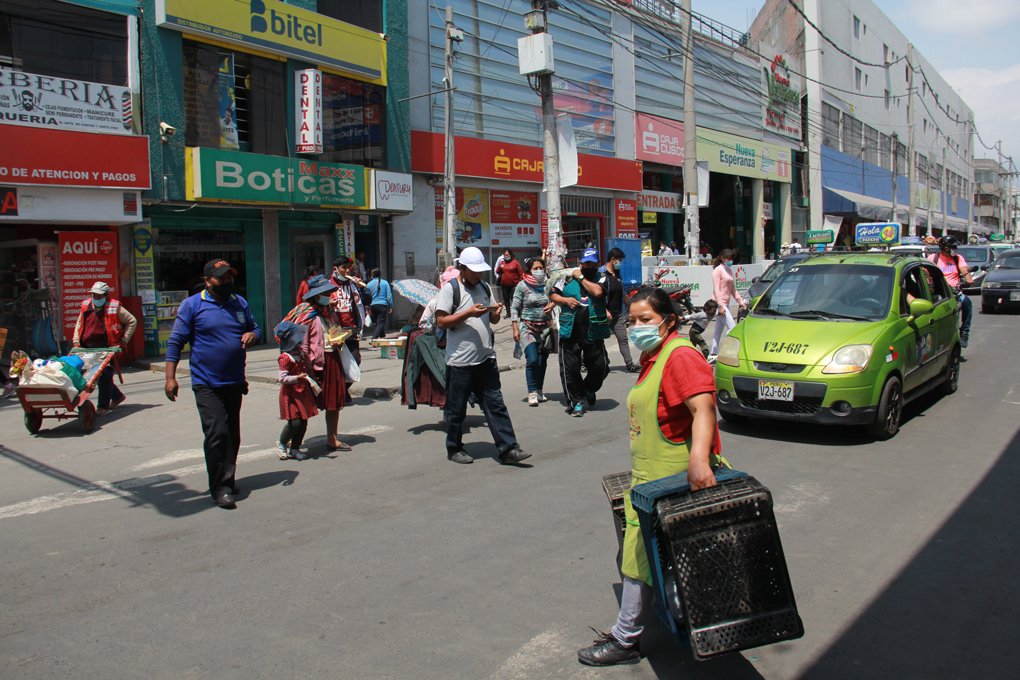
[854,222,901,246]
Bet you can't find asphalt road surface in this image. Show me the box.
[2,311,1018,679]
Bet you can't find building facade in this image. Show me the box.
[751,0,976,246]
[973,158,1011,237]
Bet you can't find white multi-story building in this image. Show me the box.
[751,0,976,242]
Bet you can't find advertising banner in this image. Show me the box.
[0,186,16,216]
[0,124,150,189]
[155,0,386,85]
[336,219,355,259]
[806,229,834,244]
[615,199,638,238]
[434,187,490,249]
[295,68,323,154]
[634,112,685,166]
[642,263,764,307]
[490,190,539,248]
[218,55,240,150]
[0,186,142,223]
[132,223,159,346]
[186,147,368,208]
[854,222,901,246]
[697,127,792,183]
[58,231,119,342]
[761,49,802,141]
[372,170,413,212]
[412,131,642,191]
[0,67,133,135]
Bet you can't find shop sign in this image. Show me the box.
[697,127,792,183]
[155,0,387,85]
[761,49,802,140]
[372,170,413,212]
[806,229,834,244]
[855,222,900,246]
[615,199,639,238]
[186,147,369,208]
[411,131,643,191]
[637,190,682,213]
[0,186,17,216]
[0,124,150,189]
[634,113,685,166]
[0,67,133,135]
[132,223,159,345]
[642,212,658,224]
[58,231,119,343]
[336,220,355,258]
[295,69,322,154]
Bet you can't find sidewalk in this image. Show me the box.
[133,322,531,399]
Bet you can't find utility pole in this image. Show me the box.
[996,141,1004,236]
[967,117,974,241]
[941,144,947,234]
[681,0,699,261]
[442,6,463,269]
[891,132,898,224]
[906,43,917,237]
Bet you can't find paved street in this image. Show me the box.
[1,311,1018,680]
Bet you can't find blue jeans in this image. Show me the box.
[957,291,972,335]
[523,341,548,393]
[444,358,518,455]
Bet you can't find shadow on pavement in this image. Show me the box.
[801,427,1020,678]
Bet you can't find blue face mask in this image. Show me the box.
[93,297,106,308]
[724,259,733,267]
[628,320,666,352]
[316,295,332,307]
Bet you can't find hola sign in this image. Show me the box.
[295,69,322,154]
[855,222,901,246]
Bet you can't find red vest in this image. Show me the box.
[80,298,124,346]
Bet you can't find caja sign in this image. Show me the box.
[186,147,368,208]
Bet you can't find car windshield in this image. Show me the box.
[760,257,803,283]
[993,254,1020,270]
[957,246,991,265]
[755,264,894,321]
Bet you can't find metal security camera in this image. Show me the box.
[159,122,177,136]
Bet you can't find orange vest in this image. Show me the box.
[80,298,124,346]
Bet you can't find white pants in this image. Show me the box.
[611,576,652,646]
[709,303,737,355]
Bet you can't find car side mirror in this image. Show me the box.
[907,298,934,322]
[751,276,761,284]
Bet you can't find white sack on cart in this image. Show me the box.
[19,362,79,401]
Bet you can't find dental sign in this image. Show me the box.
[155,0,387,85]
[295,69,322,154]
[186,147,368,209]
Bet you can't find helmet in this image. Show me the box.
[938,235,959,249]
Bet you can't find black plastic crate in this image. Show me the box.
[656,476,803,660]
[601,471,631,548]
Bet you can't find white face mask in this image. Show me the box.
[532,270,547,284]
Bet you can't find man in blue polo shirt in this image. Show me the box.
[165,259,261,509]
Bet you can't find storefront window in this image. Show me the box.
[321,74,386,167]
[182,40,286,155]
[155,229,246,296]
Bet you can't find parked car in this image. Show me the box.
[714,252,961,440]
[955,245,994,294]
[980,249,1020,313]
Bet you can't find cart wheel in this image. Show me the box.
[24,411,43,435]
[78,400,97,433]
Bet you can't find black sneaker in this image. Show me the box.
[586,392,597,409]
[577,629,640,667]
[498,446,532,465]
[447,450,474,464]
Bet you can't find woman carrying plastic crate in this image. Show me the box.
[577,287,728,667]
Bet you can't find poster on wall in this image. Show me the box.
[489,190,540,249]
[434,187,490,250]
[58,231,119,343]
[615,199,638,238]
[0,67,133,135]
[218,54,240,150]
[133,222,158,346]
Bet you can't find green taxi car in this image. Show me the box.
[714,253,961,439]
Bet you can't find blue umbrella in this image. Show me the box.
[393,278,440,306]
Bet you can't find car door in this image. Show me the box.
[896,264,936,390]
[922,263,958,373]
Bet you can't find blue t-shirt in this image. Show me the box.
[166,290,261,387]
[367,278,393,307]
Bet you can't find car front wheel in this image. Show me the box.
[867,376,903,440]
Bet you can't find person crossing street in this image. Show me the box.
[72,281,137,416]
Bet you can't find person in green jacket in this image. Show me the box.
[577,287,727,667]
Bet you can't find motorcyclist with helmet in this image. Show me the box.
[929,235,973,348]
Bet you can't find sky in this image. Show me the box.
[693,0,1020,172]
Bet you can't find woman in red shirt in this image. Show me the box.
[495,248,524,306]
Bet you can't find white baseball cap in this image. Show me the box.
[458,247,491,272]
[90,281,113,294]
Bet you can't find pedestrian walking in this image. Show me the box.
[550,247,611,417]
[435,246,530,466]
[495,248,525,306]
[510,257,554,406]
[72,281,137,415]
[709,248,747,358]
[165,260,261,509]
[295,265,318,306]
[330,257,366,396]
[600,247,638,372]
[576,287,727,667]
[283,274,354,451]
[683,299,718,358]
[366,268,393,340]
[274,321,317,461]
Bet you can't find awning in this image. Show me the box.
[823,186,905,222]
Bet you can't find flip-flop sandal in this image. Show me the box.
[329,441,353,452]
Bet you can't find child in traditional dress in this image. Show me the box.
[275,321,318,461]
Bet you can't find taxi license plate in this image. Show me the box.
[1010,292,1020,302]
[758,380,794,402]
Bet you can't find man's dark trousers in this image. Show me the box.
[444,358,518,455]
[559,338,609,405]
[193,384,243,497]
[96,364,124,409]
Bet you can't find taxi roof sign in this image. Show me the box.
[854,222,901,246]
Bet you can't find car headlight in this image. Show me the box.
[718,336,741,367]
[984,281,1001,289]
[822,344,873,374]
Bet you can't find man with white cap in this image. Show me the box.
[72,281,137,415]
[435,246,530,466]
